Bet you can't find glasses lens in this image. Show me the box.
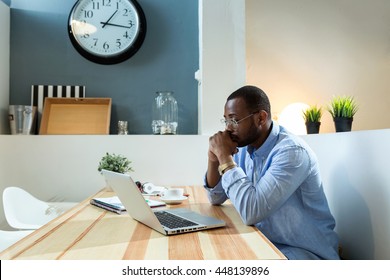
[221,118,240,128]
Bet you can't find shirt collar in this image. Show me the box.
[247,121,280,158]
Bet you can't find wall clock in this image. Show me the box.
[68,0,147,65]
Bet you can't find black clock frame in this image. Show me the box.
[67,0,147,65]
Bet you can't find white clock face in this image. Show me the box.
[69,0,146,63]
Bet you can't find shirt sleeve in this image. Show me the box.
[203,172,230,205]
[221,146,312,225]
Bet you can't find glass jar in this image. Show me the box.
[152,91,178,135]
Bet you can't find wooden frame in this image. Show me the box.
[39,98,111,135]
[31,85,86,133]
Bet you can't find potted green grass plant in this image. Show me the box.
[327,96,358,132]
[98,152,134,174]
[303,105,322,134]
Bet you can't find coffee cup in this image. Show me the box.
[161,188,184,199]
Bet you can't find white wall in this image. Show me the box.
[1,130,390,259]
[199,0,246,135]
[0,135,209,201]
[246,0,390,133]
[0,135,209,229]
[0,1,10,134]
[302,129,390,259]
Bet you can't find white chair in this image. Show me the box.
[2,186,77,230]
[0,229,34,252]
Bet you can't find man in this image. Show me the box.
[204,85,339,260]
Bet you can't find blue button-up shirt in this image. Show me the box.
[204,123,339,259]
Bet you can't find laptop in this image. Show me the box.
[101,169,226,235]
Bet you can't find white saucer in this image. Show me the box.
[160,196,188,205]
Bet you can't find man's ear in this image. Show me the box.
[259,110,268,125]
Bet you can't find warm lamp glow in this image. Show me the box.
[278,102,309,135]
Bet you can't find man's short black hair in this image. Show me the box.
[227,85,271,117]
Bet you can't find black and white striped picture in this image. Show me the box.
[31,85,86,133]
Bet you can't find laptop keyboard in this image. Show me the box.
[155,211,198,229]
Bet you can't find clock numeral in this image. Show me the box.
[92,1,100,10]
[82,31,90,39]
[123,31,129,39]
[103,42,110,50]
[102,0,112,7]
[83,10,94,18]
[116,39,122,48]
[93,38,99,47]
[123,8,129,17]
[128,20,134,28]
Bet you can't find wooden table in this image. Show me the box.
[0,186,286,260]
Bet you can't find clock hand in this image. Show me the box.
[99,22,132,29]
[101,10,118,28]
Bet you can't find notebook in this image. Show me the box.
[90,196,165,214]
[101,169,226,235]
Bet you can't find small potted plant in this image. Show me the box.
[303,105,322,134]
[327,96,358,132]
[98,152,134,191]
[98,152,134,174]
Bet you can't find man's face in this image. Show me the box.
[223,98,260,147]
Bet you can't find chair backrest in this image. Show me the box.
[2,186,58,230]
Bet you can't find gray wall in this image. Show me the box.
[9,0,199,134]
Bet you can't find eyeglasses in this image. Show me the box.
[220,113,255,128]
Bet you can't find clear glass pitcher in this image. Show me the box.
[152,91,178,135]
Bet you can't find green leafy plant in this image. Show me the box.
[98,152,134,174]
[327,96,358,118]
[303,105,322,123]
